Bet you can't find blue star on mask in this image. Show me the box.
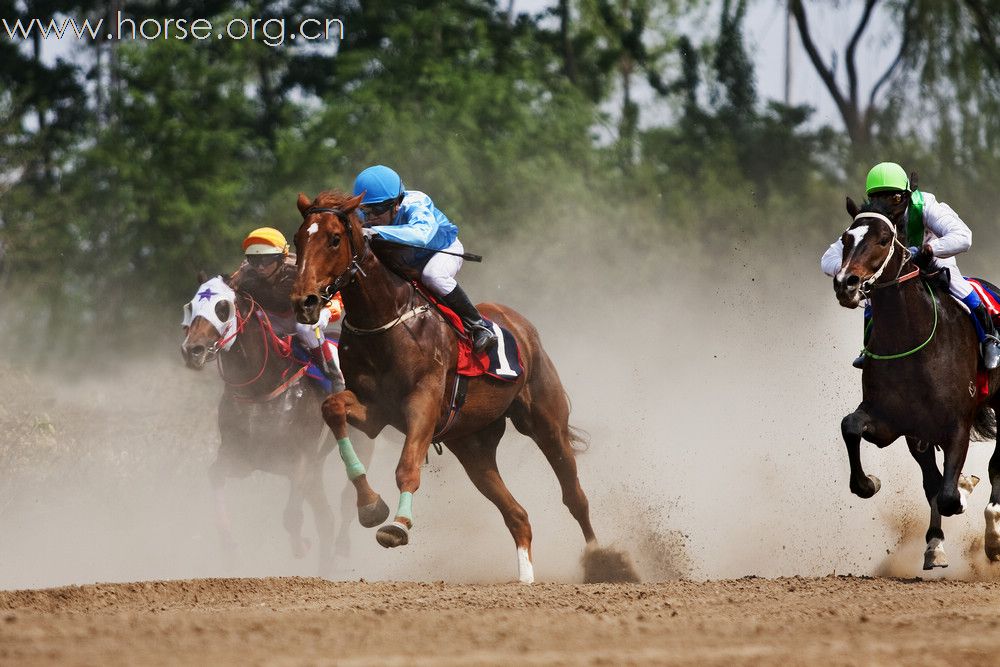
[197,288,217,301]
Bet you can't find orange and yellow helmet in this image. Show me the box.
[242,227,289,256]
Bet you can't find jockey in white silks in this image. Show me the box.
[352,164,498,353]
[821,161,1000,370]
[232,226,346,393]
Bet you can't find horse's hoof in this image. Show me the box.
[985,504,1000,561]
[923,538,948,570]
[358,496,390,528]
[376,521,409,548]
[851,474,881,499]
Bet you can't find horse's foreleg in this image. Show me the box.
[446,423,535,583]
[303,469,336,577]
[284,456,310,558]
[322,391,389,529]
[841,407,884,498]
[334,429,377,556]
[208,461,238,568]
[375,398,438,549]
[938,427,972,517]
[906,437,947,569]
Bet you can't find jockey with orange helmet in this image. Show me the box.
[352,165,498,353]
[233,227,346,392]
[821,162,1000,369]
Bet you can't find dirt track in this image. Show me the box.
[3,575,1000,665]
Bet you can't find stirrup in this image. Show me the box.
[471,324,497,353]
[982,337,1000,370]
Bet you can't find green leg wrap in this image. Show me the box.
[337,437,366,481]
[396,491,414,523]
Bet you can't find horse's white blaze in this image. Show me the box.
[307,222,318,236]
[836,224,869,283]
[517,546,534,584]
[985,504,1000,560]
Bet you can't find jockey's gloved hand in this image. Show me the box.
[361,227,380,239]
[908,245,933,270]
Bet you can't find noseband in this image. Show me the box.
[303,206,369,300]
[851,211,913,293]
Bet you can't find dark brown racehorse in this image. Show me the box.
[833,197,999,569]
[181,273,373,576]
[289,190,617,584]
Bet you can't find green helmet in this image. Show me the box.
[865,162,909,195]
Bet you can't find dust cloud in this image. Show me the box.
[2,217,1000,589]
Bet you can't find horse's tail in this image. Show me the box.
[569,424,591,453]
[972,404,997,442]
[562,389,590,453]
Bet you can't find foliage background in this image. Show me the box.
[1,0,999,362]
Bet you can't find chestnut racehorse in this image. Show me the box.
[181,273,373,576]
[290,190,599,584]
[833,197,999,570]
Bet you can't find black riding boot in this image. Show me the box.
[440,285,497,353]
[971,303,1000,370]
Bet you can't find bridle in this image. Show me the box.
[302,206,370,303]
[850,211,915,294]
[300,203,432,334]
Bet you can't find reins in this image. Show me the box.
[862,279,940,360]
[853,211,941,361]
[216,295,305,397]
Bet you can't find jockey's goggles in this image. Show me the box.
[360,200,394,216]
[870,191,907,206]
[246,253,282,268]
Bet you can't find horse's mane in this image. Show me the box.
[312,189,357,211]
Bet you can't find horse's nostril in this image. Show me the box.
[303,294,319,309]
[190,345,205,358]
[846,275,860,289]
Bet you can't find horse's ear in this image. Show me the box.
[909,170,919,191]
[297,192,312,216]
[196,269,208,285]
[345,193,365,212]
[846,196,860,218]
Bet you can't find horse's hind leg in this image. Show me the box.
[907,437,947,569]
[510,396,596,546]
[985,433,1000,560]
[446,419,535,583]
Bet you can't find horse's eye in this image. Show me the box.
[878,236,891,246]
[328,234,341,249]
[215,300,232,321]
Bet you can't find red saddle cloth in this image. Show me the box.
[414,284,523,382]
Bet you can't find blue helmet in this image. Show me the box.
[353,165,404,205]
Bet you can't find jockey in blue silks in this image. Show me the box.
[352,165,498,353]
